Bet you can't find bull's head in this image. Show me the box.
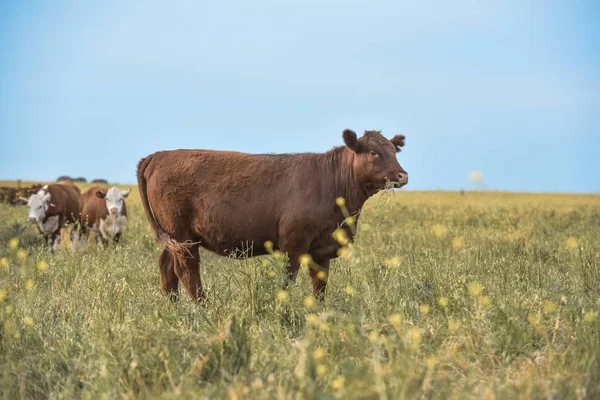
[96,187,130,217]
[343,129,408,196]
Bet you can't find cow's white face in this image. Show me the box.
[97,187,130,216]
[26,192,52,223]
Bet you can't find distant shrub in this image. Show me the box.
[73,177,87,183]
[91,179,108,184]
[57,176,72,182]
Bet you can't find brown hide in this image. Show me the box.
[138,129,407,301]
[80,186,127,227]
[43,181,81,225]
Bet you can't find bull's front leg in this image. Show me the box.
[278,234,311,289]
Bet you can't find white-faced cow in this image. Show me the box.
[19,181,81,251]
[79,186,130,248]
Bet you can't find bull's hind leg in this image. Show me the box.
[309,259,330,301]
[159,249,179,301]
[173,243,204,301]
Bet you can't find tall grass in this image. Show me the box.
[1,189,599,399]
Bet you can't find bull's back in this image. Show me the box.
[143,150,308,251]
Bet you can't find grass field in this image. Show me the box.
[0,184,599,399]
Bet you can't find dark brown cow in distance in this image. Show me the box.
[19,181,81,251]
[1,184,43,206]
[137,129,408,301]
[79,186,130,248]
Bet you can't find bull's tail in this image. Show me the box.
[136,155,197,258]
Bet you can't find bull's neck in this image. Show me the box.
[319,147,369,215]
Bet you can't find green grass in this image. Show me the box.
[1,188,599,399]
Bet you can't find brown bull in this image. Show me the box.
[137,129,408,301]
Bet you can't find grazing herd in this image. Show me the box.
[9,180,131,252]
[6,129,408,301]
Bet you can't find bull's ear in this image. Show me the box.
[43,193,51,203]
[96,190,106,199]
[343,129,362,152]
[16,197,28,205]
[120,189,131,198]
[390,134,406,152]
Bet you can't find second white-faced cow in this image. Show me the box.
[19,181,81,251]
[79,186,130,248]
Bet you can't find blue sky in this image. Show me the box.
[0,0,598,192]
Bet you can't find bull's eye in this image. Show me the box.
[369,151,379,157]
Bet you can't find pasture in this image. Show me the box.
[0,183,599,399]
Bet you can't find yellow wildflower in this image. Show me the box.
[528,314,540,326]
[432,224,447,238]
[264,240,273,252]
[272,250,286,262]
[316,364,327,376]
[389,313,403,326]
[0,257,8,268]
[37,261,49,272]
[368,330,380,342]
[267,271,276,278]
[468,282,483,297]
[313,348,327,361]
[361,223,371,232]
[17,249,27,260]
[543,301,557,314]
[331,375,345,390]
[0,289,6,301]
[307,313,319,326]
[276,290,289,302]
[319,322,330,333]
[451,237,464,249]
[385,256,401,269]
[480,296,491,308]
[337,247,349,257]
[8,238,18,249]
[299,254,312,267]
[23,317,34,327]
[316,271,327,281]
[583,312,597,323]
[333,229,349,246]
[419,304,430,315]
[304,296,316,309]
[425,355,438,369]
[344,285,356,296]
[25,279,35,289]
[438,297,449,308]
[344,216,355,226]
[448,319,461,334]
[565,237,578,250]
[5,305,13,315]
